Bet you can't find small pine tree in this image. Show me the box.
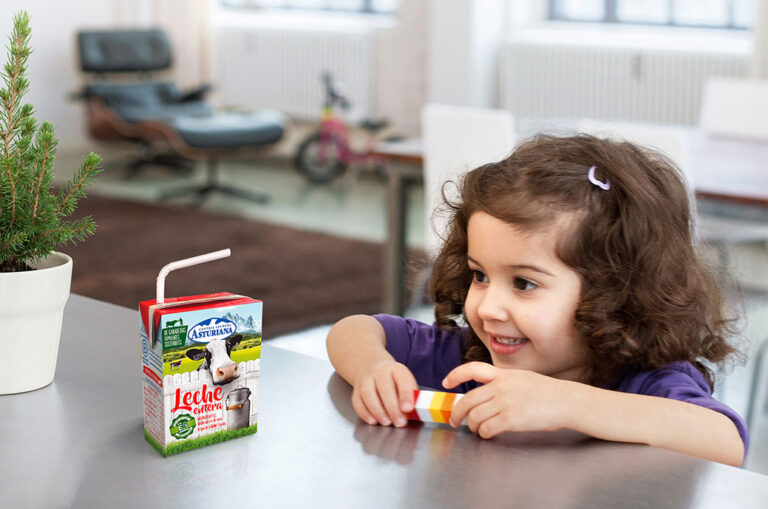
[0,11,102,272]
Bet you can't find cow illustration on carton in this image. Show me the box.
[186,333,243,385]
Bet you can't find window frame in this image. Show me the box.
[220,0,396,15]
[547,0,750,30]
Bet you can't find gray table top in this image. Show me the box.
[2,294,767,508]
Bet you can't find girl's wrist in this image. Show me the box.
[558,378,591,431]
[353,357,397,386]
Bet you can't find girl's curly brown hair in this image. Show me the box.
[430,133,739,389]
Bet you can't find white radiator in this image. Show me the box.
[215,26,376,121]
[500,41,750,125]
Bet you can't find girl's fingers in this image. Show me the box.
[442,362,499,389]
[392,369,418,414]
[475,414,507,439]
[356,381,392,426]
[352,390,377,425]
[448,385,494,427]
[376,377,406,427]
[464,399,500,434]
[352,363,418,427]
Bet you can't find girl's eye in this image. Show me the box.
[513,277,537,291]
[471,270,488,284]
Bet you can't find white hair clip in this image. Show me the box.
[587,165,610,191]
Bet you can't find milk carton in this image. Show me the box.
[138,250,261,457]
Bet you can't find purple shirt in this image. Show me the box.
[374,313,749,453]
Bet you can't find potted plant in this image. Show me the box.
[0,11,102,394]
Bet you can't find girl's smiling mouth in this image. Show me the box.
[490,335,529,354]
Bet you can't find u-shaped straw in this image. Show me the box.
[156,249,231,304]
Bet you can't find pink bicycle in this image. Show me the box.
[294,72,391,184]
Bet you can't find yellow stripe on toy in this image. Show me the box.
[429,391,447,422]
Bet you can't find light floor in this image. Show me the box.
[55,146,768,474]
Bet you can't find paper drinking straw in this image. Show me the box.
[156,249,231,303]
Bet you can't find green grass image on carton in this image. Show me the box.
[162,337,261,377]
[144,430,166,456]
[162,424,259,456]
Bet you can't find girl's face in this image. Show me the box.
[464,211,592,382]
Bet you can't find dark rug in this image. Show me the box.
[66,194,420,338]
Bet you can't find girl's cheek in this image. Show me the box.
[465,307,482,335]
[464,290,480,320]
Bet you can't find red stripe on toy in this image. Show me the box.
[404,389,421,421]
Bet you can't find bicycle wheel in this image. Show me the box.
[294,132,348,184]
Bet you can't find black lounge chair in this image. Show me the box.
[77,28,286,203]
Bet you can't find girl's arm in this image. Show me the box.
[326,315,390,385]
[443,363,744,466]
[326,315,418,427]
[567,382,745,466]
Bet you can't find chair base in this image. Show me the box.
[109,140,194,179]
[160,159,270,204]
[161,182,270,204]
[123,153,194,179]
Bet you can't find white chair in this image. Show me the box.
[409,104,515,312]
[700,77,768,141]
[421,104,516,257]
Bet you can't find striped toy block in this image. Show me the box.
[405,389,464,424]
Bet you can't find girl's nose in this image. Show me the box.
[476,284,510,322]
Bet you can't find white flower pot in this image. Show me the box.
[0,252,72,394]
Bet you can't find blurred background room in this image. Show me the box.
[1,0,766,473]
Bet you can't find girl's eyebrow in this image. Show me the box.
[467,256,555,277]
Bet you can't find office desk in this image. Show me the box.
[377,132,768,314]
[2,294,767,508]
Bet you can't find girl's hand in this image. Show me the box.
[442,362,575,438]
[352,360,418,428]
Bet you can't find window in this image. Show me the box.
[549,0,753,29]
[221,0,398,15]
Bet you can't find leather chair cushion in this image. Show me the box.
[85,82,213,123]
[172,111,287,149]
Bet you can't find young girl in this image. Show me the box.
[326,134,748,466]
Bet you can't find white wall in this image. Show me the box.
[0,0,160,155]
[427,0,505,108]
[0,2,116,153]
[375,0,428,135]
[751,0,768,77]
